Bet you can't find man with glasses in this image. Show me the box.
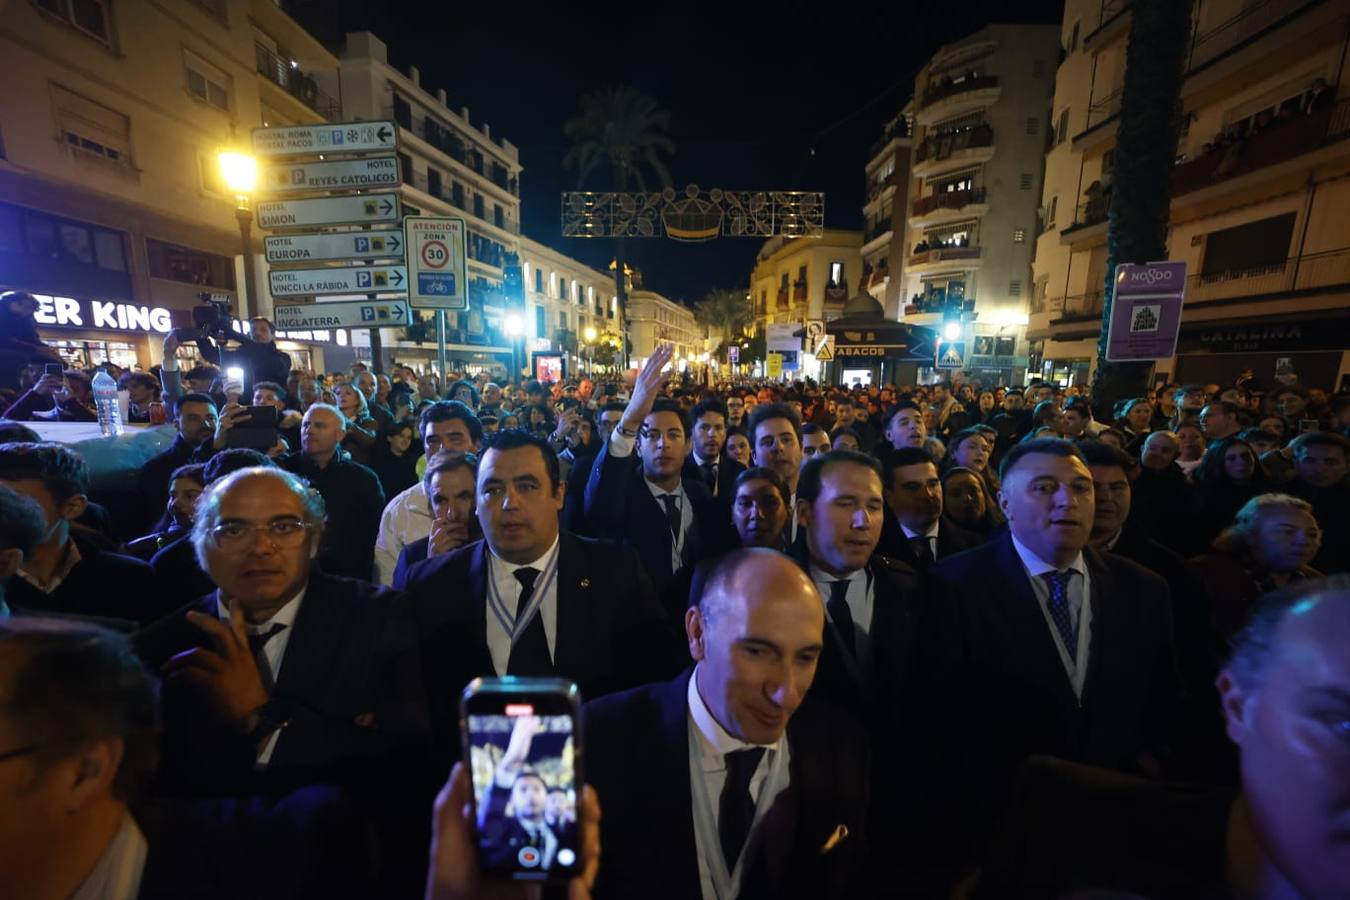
[136,466,427,794]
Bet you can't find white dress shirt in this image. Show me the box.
[1009,534,1093,698]
[70,813,147,900]
[687,668,790,900]
[692,451,721,496]
[900,520,941,561]
[608,429,695,570]
[216,588,306,766]
[810,564,874,661]
[373,482,432,586]
[486,536,561,676]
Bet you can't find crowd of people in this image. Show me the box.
[1,301,1349,899]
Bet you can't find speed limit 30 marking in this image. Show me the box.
[421,240,449,268]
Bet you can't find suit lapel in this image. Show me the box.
[551,534,587,676]
[1079,547,1114,706]
[269,574,346,765]
[468,542,490,652]
[656,672,701,898]
[993,535,1081,710]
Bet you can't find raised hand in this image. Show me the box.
[620,343,675,434]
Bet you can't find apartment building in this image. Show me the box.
[627,290,706,368]
[860,107,914,317]
[898,23,1059,386]
[0,0,342,371]
[1031,0,1350,390]
[519,237,621,363]
[749,229,863,327]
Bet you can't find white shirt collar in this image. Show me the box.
[1010,532,1088,578]
[644,477,686,500]
[70,812,147,900]
[216,585,307,630]
[900,519,941,541]
[808,563,866,586]
[687,665,783,758]
[489,534,561,575]
[692,451,720,467]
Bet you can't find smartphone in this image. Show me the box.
[1299,419,1320,434]
[44,362,63,377]
[226,405,280,451]
[460,678,583,884]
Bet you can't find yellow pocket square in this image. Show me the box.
[819,824,849,854]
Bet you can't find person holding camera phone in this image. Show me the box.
[191,310,291,397]
[0,364,96,423]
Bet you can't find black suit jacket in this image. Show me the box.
[682,453,746,501]
[7,531,174,627]
[133,433,215,536]
[402,532,684,761]
[584,442,732,591]
[922,533,1182,846]
[876,512,981,570]
[583,669,871,900]
[391,536,431,589]
[277,448,385,580]
[135,569,429,797]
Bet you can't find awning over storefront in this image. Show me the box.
[795,289,939,363]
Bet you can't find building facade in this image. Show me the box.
[0,0,342,372]
[860,107,914,318]
[518,237,621,374]
[1031,0,1350,391]
[898,23,1059,386]
[627,290,705,369]
[749,229,864,327]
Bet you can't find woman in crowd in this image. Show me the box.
[942,466,1001,537]
[1095,427,1129,450]
[944,428,1000,515]
[448,380,480,409]
[334,381,379,466]
[1192,436,1265,548]
[370,420,421,499]
[725,429,752,465]
[1117,397,1154,440]
[975,390,997,424]
[1191,493,1323,638]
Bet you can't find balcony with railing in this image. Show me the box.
[404,170,520,234]
[921,74,1000,109]
[1186,246,1350,303]
[254,41,340,120]
[1083,0,1131,49]
[1186,0,1323,75]
[1049,289,1107,321]
[1171,97,1344,197]
[907,244,983,270]
[395,104,521,198]
[914,124,994,166]
[863,219,893,246]
[910,186,988,222]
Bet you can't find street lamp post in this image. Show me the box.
[583,325,597,377]
[218,151,259,318]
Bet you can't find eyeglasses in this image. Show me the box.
[211,517,312,550]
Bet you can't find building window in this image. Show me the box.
[1009,280,1023,297]
[1019,173,1033,190]
[398,153,413,183]
[534,268,544,293]
[2,203,127,272]
[493,204,504,229]
[1013,228,1026,243]
[535,305,546,337]
[828,261,844,285]
[392,95,411,128]
[473,194,485,219]
[1046,196,1058,227]
[427,168,442,198]
[1067,20,1080,52]
[451,182,465,209]
[1055,108,1070,145]
[1202,213,1296,275]
[185,50,230,111]
[1025,116,1039,135]
[51,83,132,169]
[558,310,568,328]
[146,238,234,288]
[36,0,113,45]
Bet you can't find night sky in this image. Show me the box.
[292,0,1064,305]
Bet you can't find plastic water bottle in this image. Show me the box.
[92,370,123,437]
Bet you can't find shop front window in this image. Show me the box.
[49,339,138,371]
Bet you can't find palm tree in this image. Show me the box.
[1091,0,1195,414]
[563,85,675,368]
[694,287,755,353]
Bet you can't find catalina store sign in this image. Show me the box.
[31,294,173,333]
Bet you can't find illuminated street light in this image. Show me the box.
[218,151,258,201]
[218,149,259,323]
[504,314,525,336]
[943,321,963,341]
[583,325,598,343]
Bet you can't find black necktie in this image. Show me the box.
[910,535,935,568]
[719,746,766,872]
[702,462,718,495]
[828,580,857,657]
[662,494,683,544]
[247,622,287,690]
[506,567,553,675]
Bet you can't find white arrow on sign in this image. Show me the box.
[252,121,399,157]
[261,156,400,194]
[273,299,410,330]
[269,265,407,298]
[265,230,404,265]
[255,193,400,229]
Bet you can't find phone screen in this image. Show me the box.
[44,362,64,377]
[462,679,581,883]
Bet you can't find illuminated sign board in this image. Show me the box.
[31,294,173,333]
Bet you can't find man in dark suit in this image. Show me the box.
[585,345,728,591]
[683,397,747,502]
[0,442,171,627]
[136,466,428,797]
[403,428,683,762]
[877,446,981,568]
[391,452,480,589]
[131,392,218,536]
[275,403,386,580]
[924,438,1181,872]
[585,548,871,900]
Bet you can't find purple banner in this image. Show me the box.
[1105,261,1188,362]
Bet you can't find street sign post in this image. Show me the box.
[264,230,403,264]
[1105,261,1188,362]
[936,342,966,369]
[255,193,400,229]
[269,265,407,298]
[814,335,835,361]
[273,299,410,331]
[260,156,400,194]
[404,216,468,311]
[252,121,398,157]
[727,345,739,364]
[766,352,783,379]
[805,319,826,347]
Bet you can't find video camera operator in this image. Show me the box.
[185,298,290,396]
